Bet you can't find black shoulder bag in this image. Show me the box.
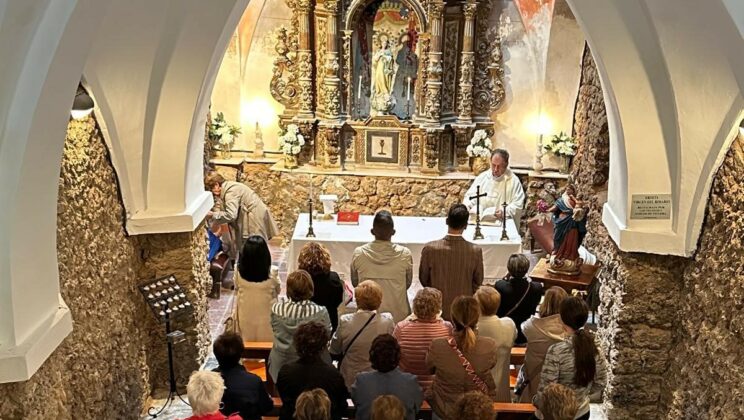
[335,312,376,369]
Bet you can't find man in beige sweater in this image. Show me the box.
[350,210,413,322]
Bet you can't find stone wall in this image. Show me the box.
[135,229,211,390]
[661,136,744,418]
[0,115,211,418]
[572,44,744,419]
[222,164,473,242]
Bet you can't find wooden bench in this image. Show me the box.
[244,341,528,365]
[264,396,535,419]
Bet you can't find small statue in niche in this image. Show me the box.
[371,36,397,114]
[547,184,587,276]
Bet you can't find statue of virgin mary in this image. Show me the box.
[371,37,396,114]
[547,184,587,275]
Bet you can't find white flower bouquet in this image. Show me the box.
[278,124,306,156]
[543,131,577,157]
[209,112,241,150]
[466,129,493,158]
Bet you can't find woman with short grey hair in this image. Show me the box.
[184,371,241,420]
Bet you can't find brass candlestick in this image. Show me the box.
[500,202,509,241]
[306,198,316,238]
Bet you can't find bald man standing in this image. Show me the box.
[350,211,413,322]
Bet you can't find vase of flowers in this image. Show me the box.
[209,112,242,159]
[279,123,305,169]
[466,129,493,175]
[543,131,577,173]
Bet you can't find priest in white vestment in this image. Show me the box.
[463,148,526,226]
[350,210,413,322]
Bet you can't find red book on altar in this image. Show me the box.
[337,211,360,225]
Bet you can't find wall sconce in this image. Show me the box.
[71,91,95,120]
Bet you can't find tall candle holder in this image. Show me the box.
[306,198,316,238]
[470,185,487,241]
[500,202,509,241]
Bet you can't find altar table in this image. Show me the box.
[288,214,523,282]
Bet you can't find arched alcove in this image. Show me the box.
[567,0,744,256]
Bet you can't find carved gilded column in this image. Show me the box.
[457,2,477,123]
[296,0,314,119]
[454,127,471,172]
[424,2,444,124]
[321,126,341,168]
[342,30,353,117]
[322,0,341,121]
[422,129,441,174]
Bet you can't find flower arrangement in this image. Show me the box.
[543,131,577,157]
[466,129,493,158]
[536,198,550,213]
[278,123,306,156]
[209,112,242,150]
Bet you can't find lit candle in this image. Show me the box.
[406,77,411,101]
[357,75,362,99]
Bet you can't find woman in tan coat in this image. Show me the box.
[233,235,280,342]
[517,287,569,402]
[426,296,497,419]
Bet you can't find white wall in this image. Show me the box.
[569,0,744,256]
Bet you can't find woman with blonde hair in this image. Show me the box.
[517,286,570,402]
[295,388,331,420]
[298,242,344,331]
[268,270,332,382]
[371,395,406,420]
[474,286,517,402]
[330,281,395,388]
[183,371,241,420]
[393,287,452,393]
[426,296,497,419]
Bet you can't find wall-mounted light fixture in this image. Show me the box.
[71,91,94,120]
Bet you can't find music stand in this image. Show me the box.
[138,274,194,418]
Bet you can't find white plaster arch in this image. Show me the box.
[0,0,248,383]
[83,0,249,235]
[566,0,744,256]
[0,0,113,382]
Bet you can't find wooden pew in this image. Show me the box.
[244,341,528,365]
[263,397,535,419]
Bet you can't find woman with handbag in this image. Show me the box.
[426,296,498,420]
[329,281,395,389]
[232,235,280,342]
[494,253,544,345]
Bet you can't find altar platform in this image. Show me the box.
[288,213,523,282]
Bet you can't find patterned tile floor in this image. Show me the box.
[141,243,605,419]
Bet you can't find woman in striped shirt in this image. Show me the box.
[268,270,332,382]
[393,288,452,393]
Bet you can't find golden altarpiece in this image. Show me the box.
[270,0,505,174]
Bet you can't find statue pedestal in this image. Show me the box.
[528,258,601,294]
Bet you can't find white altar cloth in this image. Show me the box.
[288,214,522,282]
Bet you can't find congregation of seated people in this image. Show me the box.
[184,204,605,420]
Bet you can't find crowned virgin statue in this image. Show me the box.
[371,38,396,114]
[547,184,587,275]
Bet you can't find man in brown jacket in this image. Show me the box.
[419,204,484,319]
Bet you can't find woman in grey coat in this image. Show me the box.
[534,296,607,420]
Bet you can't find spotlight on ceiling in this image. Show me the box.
[71,91,95,120]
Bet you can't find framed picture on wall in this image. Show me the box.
[366,131,399,164]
